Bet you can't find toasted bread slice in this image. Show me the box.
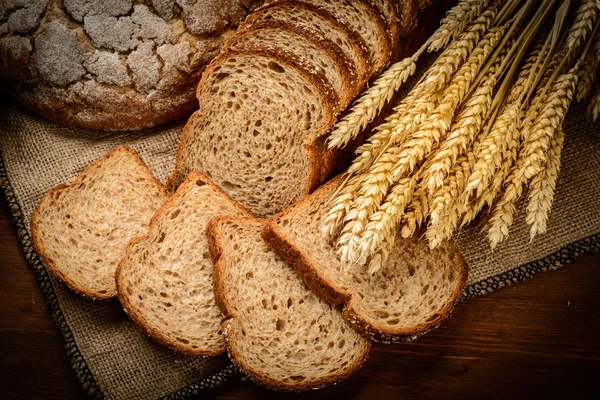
[208,217,370,390]
[263,176,468,343]
[116,171,252,355]
[30,146,168,299]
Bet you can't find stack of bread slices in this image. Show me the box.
[31,0,469,392]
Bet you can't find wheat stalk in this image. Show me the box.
[589,83,600,121]
[429,0,491,51]
[526,127,565,241]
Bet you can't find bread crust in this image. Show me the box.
[224,19,358,107]
[239,0,373,85]
[115,170,253,356]
[208,216,370,391]
[30,146,168,299]
[263,176,469,343]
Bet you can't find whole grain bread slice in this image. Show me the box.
[275,0,391,74]
[168,44,338,217]
[207,217,370,391]
[116,171,253,356]
[30,146,168,299]
[238,1,372,86]
[224,20,358,108]
[263,176,469,343]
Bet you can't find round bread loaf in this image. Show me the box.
[0,0,260,131]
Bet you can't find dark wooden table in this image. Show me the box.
[1,193,599,400]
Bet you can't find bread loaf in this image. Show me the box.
[0,0,261,131]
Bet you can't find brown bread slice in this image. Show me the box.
[239,1,372,86]
[263,176,469,343]
[168,44,338,217]
[369,0,401,47]
[116,171,253,355]
[225,20,357,108]
[207,217,370,390]
[30,146,168,299]
[275,0,391,73]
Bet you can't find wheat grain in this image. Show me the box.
[400,185,430,238]
[429,0,490,51]
[526,128,565,241]
[423,8,497,95]
[589,84,600,121]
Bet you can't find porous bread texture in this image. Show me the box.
[30,146,168,299]
[264,176,469,343]
[225,20,357,108]
[0,0,262,130]
[170,45,337,217]
[369,0,400,47]
[238,0,372,86]
[207,217,370,391]
[116,171,253,356]
[266,0,391,74]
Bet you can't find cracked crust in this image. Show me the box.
[0,0,262,131]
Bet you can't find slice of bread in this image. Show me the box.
[225,20,357,108]
[169,44,338,217]
[284,0,391,73]
[370,0,401,47]
[263,176,469,343]
[30,146,168,299]
[116,171,253,355]
[207,217,370,391]
[239,1,372,86]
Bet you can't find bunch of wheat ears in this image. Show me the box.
[323,0,600,273]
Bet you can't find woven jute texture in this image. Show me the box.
[1,81,600,399]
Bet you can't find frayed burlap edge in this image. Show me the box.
[1,147,598,398]
[0,150,239,400]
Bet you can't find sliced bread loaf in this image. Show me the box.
[116,171,252,355]
[30,146,168,299]
[238,1,372,85]
[224,20,357,108]
[207,217,370,390]
[263,176,468,343]
[169,44,338,217]
[273,0,391,73]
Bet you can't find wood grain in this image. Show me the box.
[1,192,599,400]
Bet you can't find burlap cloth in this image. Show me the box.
[1,69,600,398]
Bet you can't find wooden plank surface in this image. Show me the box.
[1,192,599,400]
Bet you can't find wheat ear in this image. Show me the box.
[423,8,497,95]
[565,0,599,59]
[576,30,600,101]
[429,0,490,51]
[400,185,430,238]
[526,128,565,241]
[589,84,600,121]
[487,67,578,248]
